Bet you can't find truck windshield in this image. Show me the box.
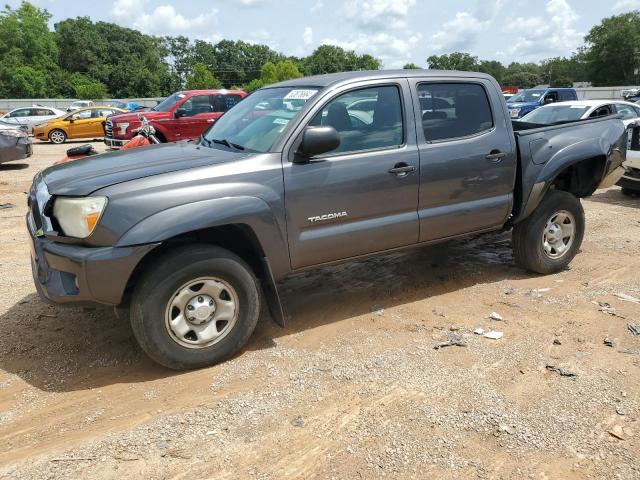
[520,105,589,124]
[202,87,320,153]
[152,93,185,112]
[509,89,545,103]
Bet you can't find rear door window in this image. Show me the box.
[614,103,639,119]
[417,83,494,142]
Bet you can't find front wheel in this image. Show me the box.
[130,245,261,370]
[512,189,585,274]
[48,129,67,144]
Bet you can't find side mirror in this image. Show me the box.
[295,126,340,161]
[68,117,75,123]
[174,108,187,118]
[543,97,555,105]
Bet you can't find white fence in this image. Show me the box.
[574,86,640,100]
[0,97,163,112]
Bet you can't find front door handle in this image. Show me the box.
[389,163,417,177]
[486,150,507,162]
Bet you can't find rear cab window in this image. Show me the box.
[417,83,494,142]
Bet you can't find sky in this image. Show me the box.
[9,0,640,68]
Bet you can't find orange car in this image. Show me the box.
[33,106,126,144]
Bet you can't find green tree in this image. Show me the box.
[583,12,640,86]
[478,60,506,83]
[212,39,283,87]
[163,35,195,88]
[301,45,380,75]
[502,62,543,88]
[403,63,420,69]
[69,73,109,99]
[185,63,222,89]
[427,52,479,71]
[0,1,60,97]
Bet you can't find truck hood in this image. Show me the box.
[42,142,251,196]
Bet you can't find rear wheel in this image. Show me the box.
[512,189,585,274]
[49,129,66,144]
[130,245,261,370]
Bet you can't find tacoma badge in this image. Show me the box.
[307,211,348,223]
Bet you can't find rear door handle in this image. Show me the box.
[486,150,507,161]
[389,163,417,176]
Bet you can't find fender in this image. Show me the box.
[116,196,290,326]
[515,122,626,222]
[151,122,171,142]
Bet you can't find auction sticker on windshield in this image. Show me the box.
[284,89,318,100]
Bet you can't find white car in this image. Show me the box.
[519,100,640,127]
[67,100,94,112]
[0,106,66,133]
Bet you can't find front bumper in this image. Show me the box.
[104,136,127,149]
[617,168,640,192]
[27,179,158,306]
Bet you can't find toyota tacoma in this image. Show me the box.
[28,70,628,369]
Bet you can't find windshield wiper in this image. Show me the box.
[199,135,212,147]
[212,138,245,150]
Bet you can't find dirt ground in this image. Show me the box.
[0,140,639,479]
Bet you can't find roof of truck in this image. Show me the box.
[271,69,495,89]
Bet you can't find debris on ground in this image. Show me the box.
[434,331,466,349]
[432,308,445,317]
[489,311,503,321]
[553,338,562,345]
[503,287,517,295]
[616,405,626,416]
[498,424,516,435]
[291,416,305,427]
[608,425,626,440]
[370,304,384,316]
[604,336,615,347]
[0,203,15,209]
[628,323,640,336]
[473,327,485,335]
[545,364,578,377]
[483,330,503,340]
[594,301,625,318]
[615,293,640,304]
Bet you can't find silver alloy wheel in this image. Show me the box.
[542,210,576,259]
[49,130,65,144]
[164,277,239,349]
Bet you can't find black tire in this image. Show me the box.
[621,187,639,197]
[130,245,260,370]
[48,129,67,144]
[512,189,585,274]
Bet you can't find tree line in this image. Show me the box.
[1,1,639,99]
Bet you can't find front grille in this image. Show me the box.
[105,120,113,138]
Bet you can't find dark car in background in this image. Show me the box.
[0,122,31,164]
[507,87,578,119]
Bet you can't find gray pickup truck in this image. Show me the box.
[28,70,627,369]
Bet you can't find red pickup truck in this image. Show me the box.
[104,89,247,148]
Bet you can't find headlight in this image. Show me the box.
[53,196,107,238]
[0,128,27,138]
